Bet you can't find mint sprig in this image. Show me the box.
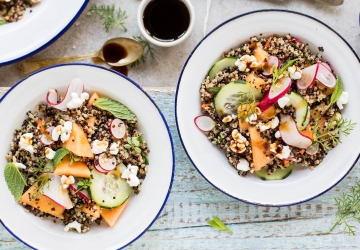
[207,215,233,235]
[4,163,27,202]
[94,98,137,121]
[53,148,70,167]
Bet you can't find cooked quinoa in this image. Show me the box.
[199,34,345,178]
[0,0,40,24]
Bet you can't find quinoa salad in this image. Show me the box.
[0,0,40,25]
[196,34,355,181]
[4,78,149,233]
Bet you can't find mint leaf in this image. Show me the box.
[94,97,137,121]
[4,163,27,202]
[53,148,70,168]
[207,216,233,235]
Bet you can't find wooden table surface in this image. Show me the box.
[1,87,360,250]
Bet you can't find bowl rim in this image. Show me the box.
[0,63,175,250]
[175,9,360,207]
[0,0,89,67]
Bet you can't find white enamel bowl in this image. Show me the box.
[176,10,360,206]
[0,64,174,249]
[0,0,88,66]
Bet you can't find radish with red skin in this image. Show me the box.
[42,173,73,209]
[194,115,215,132]
[306,143,319,155]
[296,63,319,90]
[94,156,110,174]
[262,55,280,76]
[110,118,126,139]
[316,63,336,88]
[69,182,91,203]
[258,77,292,112]
[46,78,84,111]
[40,126,55,145]
[320,62,331,71]
[279,115,312,149]
[98,153,117,171]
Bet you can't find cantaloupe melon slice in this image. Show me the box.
[54,155,91,178]
[253,46,269,70]
[245,72,267,90]
[258,106,278,121]
[249,126,273,171]
[81,203,101,219]
[101,199,129,227]
[20,185,65,219]
[88,92,100,108]
[300,124,313,139]
[61,122,94,158]
[38,120,46,134]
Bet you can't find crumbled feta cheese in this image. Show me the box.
[288,65,302,80]
[235,55,259,72]
[258,116,279,131]
[52,121,73,143]
[45,147,56,159]
[64,221,82,233]
[277,96,290,108]
[61,175,75,189]
[236,159,250,171]
[91,140,108,154]
[120,164,140,187]
[67,92,89,109]
[275,131,281,138]
[19,133,34,154]
[270,142,291,159]
[15,163,27,169]
[222,115,233,123]
[245,113,257,124]
[230,129,249,153]
[336,92,348,110]
[272,116,279,128]
[109,142,119,155]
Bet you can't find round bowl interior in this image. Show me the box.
[0,64,174,249]
[176,10,360,206]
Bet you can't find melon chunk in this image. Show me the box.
[258,106,278,121]
[81,203,101,219]
[88,92,100,108]
[246,72,267,90]
[253,46,269,70]
[61,122,94,158]
[300,124,313,139]
[20,185,65,219]
[249,126,273,171]
[54,155,91,178]
[101,199,129,227]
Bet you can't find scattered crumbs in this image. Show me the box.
[76,22,80,26]
[73,46,77,49]
[318,46,324,52]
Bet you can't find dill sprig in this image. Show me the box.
[89,4,128,32]
[237,89,256,122]
[321,182,360,235]
[31,159,50,199]
[131,35,156,68]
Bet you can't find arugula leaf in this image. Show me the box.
[207,215,233,235]
[94,98,137,121]
[53,148,70,168]
[324,76,344,112]
[4,163,27,201]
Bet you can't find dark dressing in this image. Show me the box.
[111,66,128,76]
[102,43,128,63]
[143,0,190,42]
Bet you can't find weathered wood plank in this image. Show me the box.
[1,88,360,250]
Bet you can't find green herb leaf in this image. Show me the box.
[138,135,144,144]
[89,4,127,32]
[53,148,70,168]
[142,152,149,165]
[132,137,140,147]
[207,215,233,235]
[134,147,142,153]
[77,178,92,190]
[124,144,132,149]
[272,58,299,90]
[207,87,221,95]
[94,98,137,121]
[0,19,7,25]
[4,163,27,201]
[324,76,344,112]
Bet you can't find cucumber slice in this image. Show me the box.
[255,162,293,181]
[89,169,131,208]
[286,92,309,130]
[208,57,237,80]
[214,80,263,116]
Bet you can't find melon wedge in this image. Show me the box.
[245,72,267,90]
[20,185,65,219]
[300,124,313,139]
[253,46,269,70]
[88,92,100,108]
[258,106,278,121]
[38,120,46,134]
[101,199,129,227]
[81,203,101,219]
[249,126,273,171]
[54,155,91,178]
[61,122,94,158]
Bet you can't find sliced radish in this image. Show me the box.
[40,126,55,145]
[279,115,312,149]
[306,143,319,155]
[258,77,292,111]
[296,64,319,90]
[316,62,336,88]
[42,173,73,209]
[98,153,117,171]
[46,78,84,111]
[321,62,331,71]
[94,156,110,174]
[262,56,280,76]
[69,182,91,203]
[194,115,215,132]
[110,118,126,139]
